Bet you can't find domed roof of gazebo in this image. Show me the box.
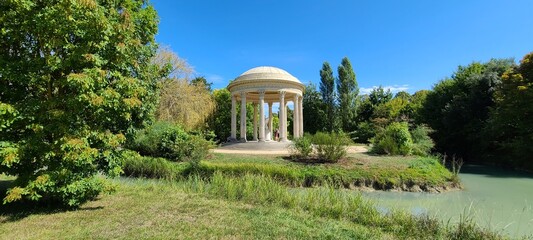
[233,66,301,84]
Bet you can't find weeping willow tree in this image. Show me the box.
[156,79,215,130]
[152,48,215,130]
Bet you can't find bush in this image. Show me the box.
[352,121,376,143]
[410,125,434,156]
[312,132,350,162]
[372,122,413,155]
[128,121,212,162]
[290,135,313,159]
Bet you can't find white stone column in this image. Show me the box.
[259,91,265,142]
[268,102,273,139]
[252,103,258,141]
[293,95,299,139]
[299,95,304,137]
[240,92,247,142]
[279,91,287,141]
[231,94,236,140]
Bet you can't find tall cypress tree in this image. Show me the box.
[319,62,336,132]
[337,57,359,132]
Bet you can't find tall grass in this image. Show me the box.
[123,154,459,191]
[180,172,504,239]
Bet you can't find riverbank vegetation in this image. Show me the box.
[123,150,459,193]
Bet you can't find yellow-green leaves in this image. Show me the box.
[0,142,19,167]
[1,0,161,206]
[3,187,26,204]
[0,103,17,130]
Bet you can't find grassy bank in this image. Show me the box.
[0,176,382,239]
[0,174,503,239]
[123,152,459,192]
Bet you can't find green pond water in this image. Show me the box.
[363,165,533,238]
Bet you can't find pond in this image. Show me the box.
[363,165,533,238]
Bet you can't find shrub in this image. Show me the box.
[312,132,350,162]
[372,122,413,155]
[128,121,212,162]
[290,135,313,159]
[352,121,376,143]
[410,125,434,156]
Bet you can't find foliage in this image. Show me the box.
[128,121,211,163]
[336,57,359,132]
[352,121,376,143]
[485,52,533,170]
[372,122,413,155]
[354,88,432,147]
[319,62,337,132]
[312,132,350,162]
[302,83,327,134]
[289,135,313,159]
[0,0,161,206]
[410,125,435,156]
[156,78,215,130]
[207,89,232,142]
[373,96,409,124]
[421,59,515,160]
[191,76,212,92]
[406,90,430,124]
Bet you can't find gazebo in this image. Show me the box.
[227,66,305,142]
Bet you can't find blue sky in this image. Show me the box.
[152,0,533,94]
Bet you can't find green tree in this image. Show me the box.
[0,0,161,206]
[394,91,411,100]
[486,53,533,170]
[191,76,212,92]
[319,62,337,131]
[406,90,430,124]
[302,83,327,134]
[208,89,232,142]
[356,86,392,123]
[337,57,359,132]
[421,59,514,160]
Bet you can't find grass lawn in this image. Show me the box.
[171,152,457,192]
[0,176,385,239]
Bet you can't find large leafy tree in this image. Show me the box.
[421,59,514,160]
[356,86,393,123]
[319,62,336,132]
[208,89,232,142]
[0,0,162,206]
[353,86,393,143]
[486,53,533,170]
[302,83,327,134]
[337,57,359,132]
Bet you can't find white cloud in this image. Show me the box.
[360,85,409,95]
